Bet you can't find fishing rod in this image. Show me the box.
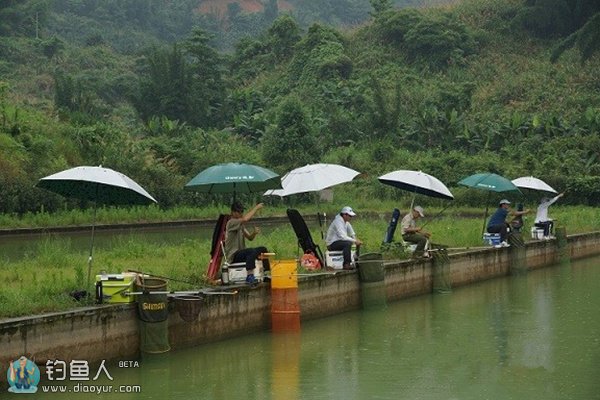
[444,246,492,251]
[125,289,238,296]
[419,203,453,230]
[265,271,341,278]
[127,269,198,285]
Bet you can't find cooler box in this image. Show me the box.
[325,248,357,269]
[227,260,264,283]
[531,227,544,240]
[483,233,501,246]
[95,273,137,304]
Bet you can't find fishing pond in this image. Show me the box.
[36,255,600,400]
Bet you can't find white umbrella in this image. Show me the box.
[512,176,558,194]
[37,166,158,205]
[378,170,454,200]
[264,163,360,197]
[36,166,158,289]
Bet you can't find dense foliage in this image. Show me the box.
[0,0,599,217]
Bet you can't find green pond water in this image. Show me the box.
[8,256,600,399]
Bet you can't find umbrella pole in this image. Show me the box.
[481,192,490,237]
[318,212,325,239]
[86,201,97,289]
[316,196,325,239]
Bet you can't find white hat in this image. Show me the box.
[499,199,511,205]
[414,206,425,217]
[340,206,356,216]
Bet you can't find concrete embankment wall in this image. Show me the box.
[1,232,599,375]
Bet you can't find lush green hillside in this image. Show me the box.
[0,0,599,217]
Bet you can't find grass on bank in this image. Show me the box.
[0,205,598,319]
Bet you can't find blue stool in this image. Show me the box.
[483,233,501,246]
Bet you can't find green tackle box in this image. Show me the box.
[95,273,136,304]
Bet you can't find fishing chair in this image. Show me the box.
[383,208,401,244]
[206,214,230,281]
[383,208,427,255]
[219,241,267,283]
[286,209,326,268]
[384,208,419,250]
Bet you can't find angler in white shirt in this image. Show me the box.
[325,206,363,270]
[534,192,564,238]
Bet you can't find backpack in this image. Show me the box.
[300,252,321,270]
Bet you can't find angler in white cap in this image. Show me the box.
[401,206,431,258]
[325,206,362,269]
[487,199,530,246]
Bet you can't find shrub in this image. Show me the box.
[288,24,353,86]
[403,14,478,69]
[373,9,478,69]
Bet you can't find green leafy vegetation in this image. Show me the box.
[0,0,599,217]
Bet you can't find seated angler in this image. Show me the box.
[224,201,270,284]
[401,206,431,258]
[325,206,362,270]
[487,199,530,247]
[534,192,564,239]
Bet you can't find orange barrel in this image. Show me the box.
[271,259,298,289]
[271,259,300,332]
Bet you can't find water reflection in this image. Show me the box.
[43,256,600,400]
[271,333,300,400]
[360,281,387,309]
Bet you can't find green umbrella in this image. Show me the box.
[458,173,522,194]
[185,163,282,198]
[458,173,522,235]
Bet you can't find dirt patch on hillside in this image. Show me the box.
[198,0,292,17]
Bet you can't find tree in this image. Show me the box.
[134,29,227,128]
[135,45,192,124]
[261,96,320,169]
[0,0,48,37]
[374,9,477,69]
[552,12,600,63]
[367,77,402,140]
[288,24,353,86]
[403,14,477,69]
[513,0,574,37]
[370,0,393,18]
[184,28,227,128]
[513,0,600,38]
[268,15,301,60]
